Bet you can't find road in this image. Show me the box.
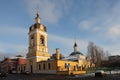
[0,74,120,80]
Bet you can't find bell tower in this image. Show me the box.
[26,13,50,73]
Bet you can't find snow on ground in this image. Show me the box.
[75,70,120,78]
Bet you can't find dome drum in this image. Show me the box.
[70,51,84,56]
[29,23,47,32]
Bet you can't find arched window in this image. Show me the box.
[48,63,51,70]
[40,36,44,46]
[39,64,41,70]
[31,36,34,46]
[43,63,45,70]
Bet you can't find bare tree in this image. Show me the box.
[87,42,105,67]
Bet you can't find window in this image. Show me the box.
[43,63,45,70]
[48,63,51,70]
[76,64,78,68]
[30,65,33,73]
[68,63,70,68]
[40,36,44,46]
[19,66,21,71]
[65,63,70,68]
[30,36,34,46]
[42,48,44,53]
[65,63,67,68]
[24,66,25,71]
[39,64,41,70]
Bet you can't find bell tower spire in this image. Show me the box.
[35,13,40,23]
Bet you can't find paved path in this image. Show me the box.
[0,74,120,80]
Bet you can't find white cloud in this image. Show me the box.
[49,34,88,54]
[107,25,120,39]
[0,52,15,60]
[24,0,63,24]
[0,42,27,60]
[78,20,101,32]
[49,34,73,47]
[0,26,28,54]
[78,20,93,30]
[111,50,120,56]
[77,1,120,41]
[97,40,120,56]
[0,42,27,52]
[92,27,100,32]
[0,26,28,36]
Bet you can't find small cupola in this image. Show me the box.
[74,42,78,52]
[70,42,84,56]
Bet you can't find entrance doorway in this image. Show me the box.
[30,65,33,73]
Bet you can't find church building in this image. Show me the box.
[17,13,94,75]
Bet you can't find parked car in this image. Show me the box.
[95,70,106,77]
[11,71,16,74]
[0,71,8,77]
[25,71,30,75]
[20,71,30,75]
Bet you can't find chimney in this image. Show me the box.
[56,48,60,60]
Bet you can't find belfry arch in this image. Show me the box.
[40,35,44,46]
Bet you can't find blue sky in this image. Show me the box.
[0,0,120,60]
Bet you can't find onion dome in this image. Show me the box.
[29,13,47,32]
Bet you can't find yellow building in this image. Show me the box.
[18,13,94,75]
[35,48,88,75]
[26,13,50,73]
